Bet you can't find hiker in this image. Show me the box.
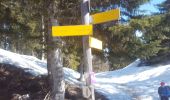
[158,82,170,100]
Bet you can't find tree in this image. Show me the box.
[89,0,153,69]
[0,1,33,54]
[0,0,153,71]
[158,0,170,13]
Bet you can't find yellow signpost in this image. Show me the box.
[52,25,93,37]
[91,8,120,24]
[50,1,120,99]
[89,37,102,50]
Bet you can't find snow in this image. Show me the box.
[0,49,47,76]
[95,59,170,100]
[0,48,170,100]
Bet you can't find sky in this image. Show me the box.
[1,48,170,100]
[139,0,166,15]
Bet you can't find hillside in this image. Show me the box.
[0,48,170,100]
[0,49,106,100]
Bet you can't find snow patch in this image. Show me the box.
[1,48,170,100]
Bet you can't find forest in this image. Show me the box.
[0,0,170,71]
[1,0,170,100]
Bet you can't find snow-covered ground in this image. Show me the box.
[0,48,169,100]
[0,49,47,76]
[95,59,170,100]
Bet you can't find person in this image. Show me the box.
[158,82,169,100]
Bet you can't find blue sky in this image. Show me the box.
[139,0,166,15]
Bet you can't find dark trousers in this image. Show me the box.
[160,96,169,100]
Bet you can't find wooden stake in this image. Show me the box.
[81,0,95,100]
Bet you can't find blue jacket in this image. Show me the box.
[158,86,170,96]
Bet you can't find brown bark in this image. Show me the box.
[47,1,65,99]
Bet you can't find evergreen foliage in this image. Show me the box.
[107,1,170,68]
[2,0,169,71]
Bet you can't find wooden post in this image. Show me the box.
[81,0,95,100]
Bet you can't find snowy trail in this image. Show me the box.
[94,59,163,100]
[95,83,132,100]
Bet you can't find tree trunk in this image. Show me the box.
[47,1,65,100]
[41,15,45,60]
[78,58,85,82]
[47,47,65,100]
[47,19,65,100]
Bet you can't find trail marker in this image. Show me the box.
[91,8,120,24]
[89,37,102,50]
[52,25,93,37]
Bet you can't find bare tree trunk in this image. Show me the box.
[78,58,85,82]
[41,15,45,60]
[47,46,65,100]
[47,18,65,100]
[47,1,65,100]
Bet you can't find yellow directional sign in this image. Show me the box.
[52,25,93,37]
[91,8,120,24]
[89,37,102,50]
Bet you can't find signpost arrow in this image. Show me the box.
[52,25,93,37]
[89,37,102,50]
[91,8,120,24]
